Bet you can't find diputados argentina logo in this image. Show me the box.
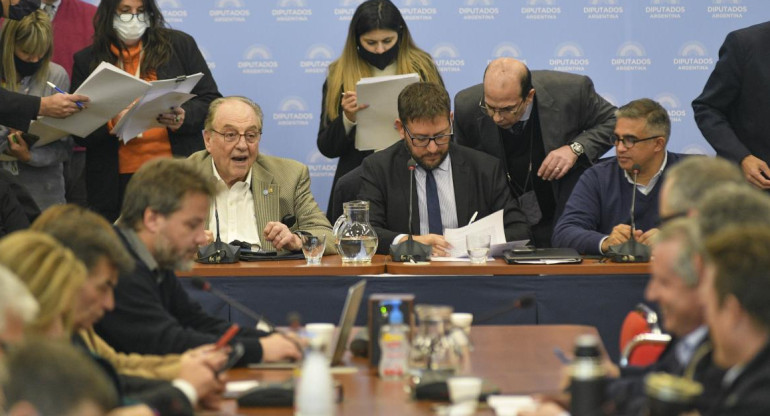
[238,45,278,75]
[611,42,651,72]
[645,0,685,20]
[300,45,335,74]
[398,0,438,21]
[334,0,365,21]
[488,43,527,65]
[307,151,337,178]
[272,0,312,22]
[431,44,465,73]
[521,0,561,20]
[209,0,250,23]
[458,0,500,21]
[708,0,747,19]
[549,42,589,72]
[655,93,686,123]
[273,97,314,127]
[158,0,187,23]
[673,42,713,71]
[583,0,623,20]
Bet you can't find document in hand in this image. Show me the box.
[112,73,203,143]
[355,73,419,151]
[35,61,151,139]
[442,210,529,258]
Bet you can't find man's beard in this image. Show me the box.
[154,234,195,271]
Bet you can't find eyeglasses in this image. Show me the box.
[403,122,452,148]
[115,12,147,22]
[211,129,261,144]
[611,134,660,149]
[479,98,525,117]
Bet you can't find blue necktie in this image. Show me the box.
[425,169,443,235]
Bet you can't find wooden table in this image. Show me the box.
[226,325,598,415]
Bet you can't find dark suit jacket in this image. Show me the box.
[453,71,616,217]
[358,141,531,254]
[71,29,221,221]
[692,21,770,165]
[0,88,39,132]
[706,341,770,416]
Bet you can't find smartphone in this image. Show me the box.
[216,323,240,349]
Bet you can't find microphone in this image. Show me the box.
[606,163,651,262]
[389,158,431,262]
[474,294,535,324]
[197,197,240,263]
[191,277,274,332]
[630,163,640,235]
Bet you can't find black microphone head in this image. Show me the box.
[516,295,535,309]
[190,277,210,291]
[407,158,417,170]
[631,164,642,174]
[281,214,296,228]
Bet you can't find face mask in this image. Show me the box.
[113,14,149,43]
[13,54,42,78]
[357,41,399,71]
[6,0,38,20]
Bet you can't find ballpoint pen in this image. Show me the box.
[468,211,478,226]
[46,81,84,109]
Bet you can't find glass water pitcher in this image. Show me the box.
[333,200,378,263]
[409,304,468,374]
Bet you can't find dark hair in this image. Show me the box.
[3,337,118,415]
[616,98,671,141]
[32,204,134,275]
[352,0,404,41]
[397,82,451,125]
[118,158,215,231]
[705,226,770,330]
[90,0,172,74]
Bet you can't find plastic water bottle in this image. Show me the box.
[379,300,410,379]
[295,338,334,416]
[569,334,607,416]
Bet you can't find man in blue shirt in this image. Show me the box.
[552,98,684,255]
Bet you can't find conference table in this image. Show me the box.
[180,255,650,362]
[222,325,600,415]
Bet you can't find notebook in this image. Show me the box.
[503,248,582,264]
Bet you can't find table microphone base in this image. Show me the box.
[390,238,431,262]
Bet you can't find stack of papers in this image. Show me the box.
[434,210,529,261]
[355,73,419,151]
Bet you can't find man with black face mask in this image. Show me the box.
[0,0,88,132]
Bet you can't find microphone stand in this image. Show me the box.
[390,159,431,262]
[606,164,651,262]
[197,195,241,263]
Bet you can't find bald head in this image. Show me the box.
[481,58,534,129]
[483,58,531,99]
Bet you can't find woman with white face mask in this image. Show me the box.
[70,0,222,222]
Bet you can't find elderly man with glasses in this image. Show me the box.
[188,96,335,254]
[454,58,616,247]
[358,82,530,257]
[551,98,686,255]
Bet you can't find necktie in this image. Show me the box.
[43,4,55,19]
[425,169,443,235]
[510,121,525,136]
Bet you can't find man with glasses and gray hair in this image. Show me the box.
[552,98,686,255]
[188,96,335,254]
[358,82,530,257]
[454,58,616,247]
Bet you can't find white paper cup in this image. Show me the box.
[447,376,483,405]
[305,323,335,357]
[487,395,536,416]
[451,312,474,336]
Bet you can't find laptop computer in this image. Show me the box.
[248,279,367,369]
[503,248,582,264]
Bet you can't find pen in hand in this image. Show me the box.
[468,211,478,226]
[47,81,84,109]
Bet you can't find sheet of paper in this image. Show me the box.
[26,121,70,147]
[355,73,419,151]
[37,61,151,138]
[443,210,507,258]
[224,380,260,398]
[113,73,203,142]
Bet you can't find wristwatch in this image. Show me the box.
[569,142,585,157]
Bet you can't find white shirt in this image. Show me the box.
[208,160,261,249]
[393,154,458,244]
[623,151,669,196]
